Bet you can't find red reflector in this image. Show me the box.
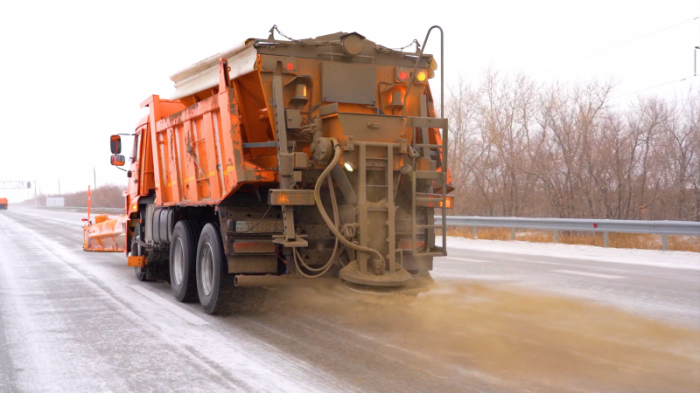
[269,189,315,206]
[397,240,425,250]
[593,223,598,228]
[416,195,454,209]
[398,70,408,81]
[233,241,276,254]
[285,62,295,71]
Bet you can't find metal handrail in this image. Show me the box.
[403,25,443,117]
[439,216,700,250]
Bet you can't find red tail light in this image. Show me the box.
[282,57,297,73]
[397,70,409,82]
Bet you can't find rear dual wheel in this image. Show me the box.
[169,221,258,315]
[170,221,199,302]
[196,224,228,315]
[167,220,228,313]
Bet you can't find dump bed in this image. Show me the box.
[0,198,7,209]
[138,89,276,206]
[138,32,446,207]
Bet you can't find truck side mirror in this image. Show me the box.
[111,154,125,166]
[110,135,122,154]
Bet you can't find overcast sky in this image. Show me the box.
[0,0,698,202]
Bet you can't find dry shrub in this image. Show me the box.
[669,235,700,253]
[558,232,604,247]
[447,226,699,252]
[445,226,475,239]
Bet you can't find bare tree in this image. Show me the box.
[444,70,698,221]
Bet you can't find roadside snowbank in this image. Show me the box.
[439,236,700,270]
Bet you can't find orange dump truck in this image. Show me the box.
[109,27,452,314]
[0,198,7,210]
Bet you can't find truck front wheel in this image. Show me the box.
[196,223,227,315]
[133,224,149,281]
[170,221,198,302]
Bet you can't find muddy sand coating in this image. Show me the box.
[258,281,700,392]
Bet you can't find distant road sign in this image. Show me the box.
[0,181,34,190]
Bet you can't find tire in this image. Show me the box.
[133,224,149,281]
[196,223,228,315]
[132,223,145,257]
[134,266,148,281]
[170,221,199,302]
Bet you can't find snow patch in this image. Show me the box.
[439,236,700,270]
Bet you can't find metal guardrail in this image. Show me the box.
[37,206,125,215]
[33,207,700,251]
[440,216,700,250]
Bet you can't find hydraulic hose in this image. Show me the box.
[313,140,385,267]
[293,175,340,278]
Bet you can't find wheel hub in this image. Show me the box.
[173,239,184,285]
[200,244,214,296]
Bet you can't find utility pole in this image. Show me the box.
[94,165,97,190]
[58,179,61,195]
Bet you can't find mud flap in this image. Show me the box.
[127,255,147,267]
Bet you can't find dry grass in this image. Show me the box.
[446,227,700,253]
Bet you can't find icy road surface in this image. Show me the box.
[1,207,699,392]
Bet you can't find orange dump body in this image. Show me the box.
[128,35,451,209]
[0,198,7,210]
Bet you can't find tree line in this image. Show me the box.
[26,184,126,208]
[445,70,699,221]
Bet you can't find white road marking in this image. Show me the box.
[553,270,625,279]
[511,259,562,266]
[432,272,517,281]
[441,256,490,263]
[589,267,625,272]
[130,285,209,325]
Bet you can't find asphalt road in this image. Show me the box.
[436,246,700,329]
[1,207,699,392]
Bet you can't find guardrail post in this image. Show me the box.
[553,230,558,243]
[662,234,668,251]
[604,232,609,248]
[510,228,515,240]
[473,227,478,239]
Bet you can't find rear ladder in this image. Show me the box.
[408,114,448,258]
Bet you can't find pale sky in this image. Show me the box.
[0,0,697,202]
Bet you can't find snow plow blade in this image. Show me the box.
[82,215,128,252]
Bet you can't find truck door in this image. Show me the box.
[138,124,155,196]
[128,131,142,197]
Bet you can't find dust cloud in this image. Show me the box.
[258,280,700,392]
